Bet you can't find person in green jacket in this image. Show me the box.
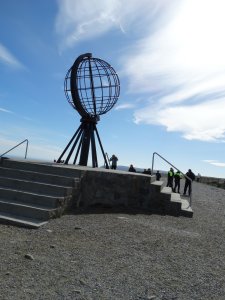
[174,170,182,193]
[166,168,174,188]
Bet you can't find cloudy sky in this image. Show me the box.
[1,0,225,177]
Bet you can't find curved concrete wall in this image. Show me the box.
[77,168,154,208]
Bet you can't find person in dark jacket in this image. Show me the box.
[146,168,151,175]
[143,168,151,175]
[128,164,136,172]
[156,170,161,181]
[174,170,182,193]
[183,169,195,196]
[167,167,174,188]
[110,154,118,170]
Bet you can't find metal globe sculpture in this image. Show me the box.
[57,53,120,168]
[65,53,120,117]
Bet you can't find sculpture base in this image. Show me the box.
[57,117,109,168]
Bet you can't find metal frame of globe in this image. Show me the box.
[57,53,120,168]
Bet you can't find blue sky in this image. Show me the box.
[1,0,225,178]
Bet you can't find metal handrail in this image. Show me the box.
[105,152,111,168]
[152,152,192,206]
[0,139,29,159]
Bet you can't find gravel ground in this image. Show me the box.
[0,181,225,300]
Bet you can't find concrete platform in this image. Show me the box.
[0,158,193,228]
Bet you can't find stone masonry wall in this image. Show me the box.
[199,176,225,189]
[76,168,154,208]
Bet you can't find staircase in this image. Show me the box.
[0,158,193,228]
[149,180,193,217]
[0,158,81,228]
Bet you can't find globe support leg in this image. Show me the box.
[64,128,83,164]
[94,125,109,169]
[79,123,91,166]
[57,120,109,168]
[90,126,98,167]
[73,137,82,165]
[57,124,82,163]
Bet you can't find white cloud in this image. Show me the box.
[0,44,24,69]
[122,0,225,142]
[55,0,166,50]
[122,0,225,92]
[115,103,135,110]
[203,160,225,168]
[134,96,225,142]
[211,162,225,167]
[0,107,13,114]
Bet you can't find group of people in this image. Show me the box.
[109,155,195,196]
[167,167,195,196]
[110,155,152,174]
[109,154,137,173]
[142,168,152,175]
[109,156,138,173]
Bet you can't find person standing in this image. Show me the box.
[196,173,201,182]
[146,168,152,175]
[128,164,136,172]
[156,170,161,181]
[183,169,195,196]
[174,170,182,193]
[167,167,174,189]
[143,168,151,175]
[110,154,118,170]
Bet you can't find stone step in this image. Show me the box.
[149,181,194,217]
[180,198,193,218]
[1,159,82,178]
[0,176,73,197]
[161,186,172,193]
[170,192,182,204]
[150,180,165,197]
[0,159,80,227]
[0,212,48,228]
[0,187,67,208]
[171,193,193,217]
[0,199,59,220]
[0,166,79,187]
[165,192,182,216]
[159,186,172,202]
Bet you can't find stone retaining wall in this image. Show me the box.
[75,168,154,208]
[198,176,225,188]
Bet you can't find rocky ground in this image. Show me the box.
[0,180,225,300]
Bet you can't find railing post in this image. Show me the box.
[151,152,155,175]
[105,153,111,169]
[25,139,28,159]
